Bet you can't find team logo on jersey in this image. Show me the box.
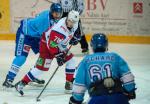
[36,57,44,66]
[23,44,31,53]
[49,41,58,48]
[17,34,24,55]
[54,36,64,43]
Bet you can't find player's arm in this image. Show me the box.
[69,59,87,104]
[69,30,81,46]
[117,54,136,100]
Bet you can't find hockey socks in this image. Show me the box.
[22,67,44,84]
[6,56,26,82]
[7,64,20,81]
[65,68,75,82]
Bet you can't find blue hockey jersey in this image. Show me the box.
[72,52,135,101]
[22,10,56,38]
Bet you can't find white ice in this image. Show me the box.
[0,41,150,104]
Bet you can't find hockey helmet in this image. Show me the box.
[50,3,63,18]
[90,33,108,52]
[67,10,79,23]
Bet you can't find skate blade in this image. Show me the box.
[1,86,14,91]
[64,90,72,94]
[28,82,44,87]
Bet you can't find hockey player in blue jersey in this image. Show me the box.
[2,3,63,88]
[69,33,136,104]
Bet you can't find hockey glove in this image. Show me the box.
[55,52,66,66]
[123,88,136,100]
[103,77,115,88]
[69,35,81,46]
[69,96,83,104]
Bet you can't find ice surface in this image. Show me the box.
[0,41,150,104]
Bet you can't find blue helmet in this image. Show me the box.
[90,33,108,52]
[50,3,62,14]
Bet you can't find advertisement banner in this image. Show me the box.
[81,0,150,35]
[9,0,150,35]
[0,0,10,33]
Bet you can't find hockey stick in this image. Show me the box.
[36,45,72,102]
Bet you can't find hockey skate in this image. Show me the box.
[15,81,26,96]
[2,78,14,88]
[28,78,45,87]
[65,81,73,94]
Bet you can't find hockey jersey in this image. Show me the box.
[58,0,84,14]
[72,52,136,101]
[22,10,57,38]
[44,17,78,55]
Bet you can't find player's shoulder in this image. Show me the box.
[53,17,66,29]
[59,17,66,23]
[83,52,120,60]
[82,54,95,62]
[107,52,125,61]
[50,17,66,34]
[37,10,49,17]
[107,52,119,56]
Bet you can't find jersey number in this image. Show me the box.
[89,64,112,82]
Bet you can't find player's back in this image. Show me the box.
[82,52,126,88]
[22,10,52,37]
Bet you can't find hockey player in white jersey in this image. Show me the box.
[2,3,63,88]
[58,0,89,54]
[69,33,136,104]
[15,10,80,96]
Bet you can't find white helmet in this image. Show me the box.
[67,10,79,23]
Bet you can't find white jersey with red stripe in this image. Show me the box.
[44,17,78,54]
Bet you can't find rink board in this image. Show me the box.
[0,33,150,44]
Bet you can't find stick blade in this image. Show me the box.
[36,98,41,102]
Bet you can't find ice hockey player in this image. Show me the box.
[2,3,63,88]
[69,33,136,104]
[59,0,89,54]
[15,10,80,96]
